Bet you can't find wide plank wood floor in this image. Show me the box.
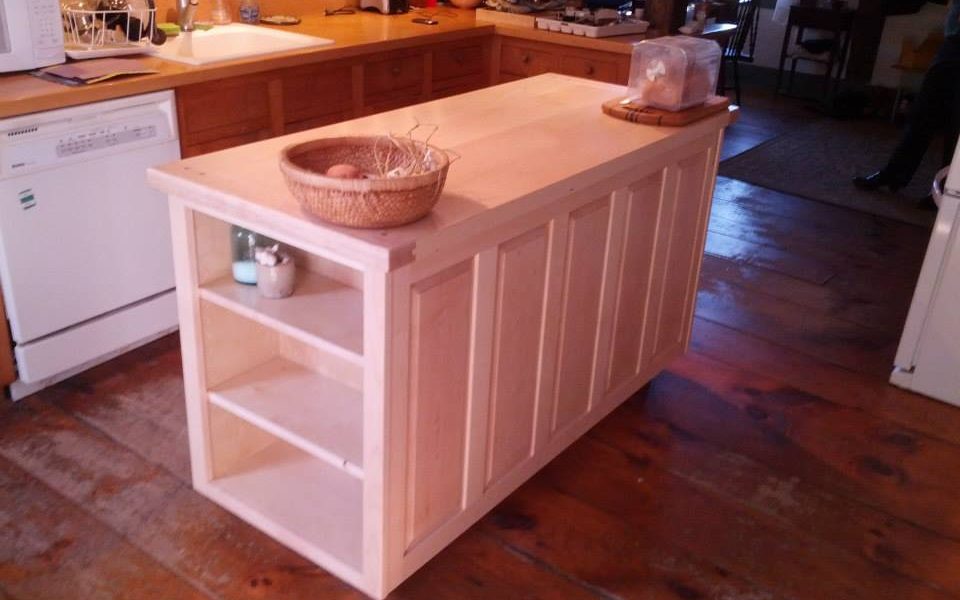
[3,88,959,599]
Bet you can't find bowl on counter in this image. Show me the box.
[279,136,451,229]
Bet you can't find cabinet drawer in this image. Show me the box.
[433,41,486,84]
[176,75,274,150]
[499,42,558,78]
[560,53,623,84]
[364,52,425,100]
[282,61,355,130]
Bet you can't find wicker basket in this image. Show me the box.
[279,136,451,229]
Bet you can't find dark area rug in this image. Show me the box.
[719,118,942,227]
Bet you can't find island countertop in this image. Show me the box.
[148,73,735,272]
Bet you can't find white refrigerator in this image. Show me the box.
[891,141,960,405]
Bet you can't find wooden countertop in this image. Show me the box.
[148,73,733,271]
[0,8,649,120]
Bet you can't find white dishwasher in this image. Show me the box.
[0,90,180,399]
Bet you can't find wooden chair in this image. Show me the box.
[719,0,759,105]
[774,4,856,101]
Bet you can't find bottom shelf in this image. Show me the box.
[204,434,364,577]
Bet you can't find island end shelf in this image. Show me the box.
[148,73,735,599]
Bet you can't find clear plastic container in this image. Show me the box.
[627,36,721,112]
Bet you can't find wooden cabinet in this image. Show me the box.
[176,73,282,158]
[362,50,428,115]
[499,40,559,80]
[281,60,356,133]
[431,38,493,98]
[174,36,495,157]
[156,75,730,599]
[0,291,14,387]
[498,38,630,84]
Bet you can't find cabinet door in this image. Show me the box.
[363,51,427,115]
[431,38,490,99]
[176,74,280,158]
[0,290,14,387]
[282,61,356,133]
[499,40,559,80]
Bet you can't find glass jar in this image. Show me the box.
[230,225,275,285]
[238,0,260,24]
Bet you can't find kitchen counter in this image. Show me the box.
[0,8,650,119]
[148,73,734,598]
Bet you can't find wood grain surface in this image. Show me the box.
[1,87,953,600]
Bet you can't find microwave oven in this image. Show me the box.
[0,0,65,73]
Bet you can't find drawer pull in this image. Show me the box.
[521,53,531,64]
[586,65,595,75]
[391,65,402,76]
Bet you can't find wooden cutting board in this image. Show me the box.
[602,95,731,126]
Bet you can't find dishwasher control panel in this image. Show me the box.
[0,91,178,178]
[57,123,159,158]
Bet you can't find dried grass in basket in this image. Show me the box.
[279,136,452,229]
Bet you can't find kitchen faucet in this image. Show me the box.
[178,0,200,31]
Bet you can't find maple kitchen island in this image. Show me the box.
[147,73,734,599]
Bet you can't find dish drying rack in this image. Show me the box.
[62,6,157,59]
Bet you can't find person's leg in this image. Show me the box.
[942,61,960,166]
[855,37,960,191]
[880,60,951,187]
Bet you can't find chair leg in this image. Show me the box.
[788,58,798,95]
[733,55,742,106]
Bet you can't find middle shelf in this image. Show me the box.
[209,356,365,479]
[200,269,364,364]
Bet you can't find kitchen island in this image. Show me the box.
[148,73,734,598]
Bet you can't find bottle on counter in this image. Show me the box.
[238,0,261,23]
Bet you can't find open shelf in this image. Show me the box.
[204,431,363,576]
[209,356,364,479]
[200,270,363,365]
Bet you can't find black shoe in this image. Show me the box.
[853,171,902,192]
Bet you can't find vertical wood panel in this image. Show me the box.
[485,226,550,489]
[362,269,389,596]
[551,197,612,435]
[405,260,475,549]
[464,249,498,503]
[0,290,15,387]
[606,172,666,392]
[653,151,710,357]
[533,216,570,452]
[641,167,681,367]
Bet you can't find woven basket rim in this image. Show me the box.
[279,136,451,193]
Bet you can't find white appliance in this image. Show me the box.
[891,141,960,405]
[0,91,179,400]
[0,0,66,73]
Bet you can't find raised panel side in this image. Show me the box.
[641,166,681,368]
[551,196,612,435]
[404,259,475,549]
[653,150,710,358]
[607,170,666,391]
[484,226,550,489]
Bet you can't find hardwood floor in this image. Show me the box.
[3,89,959,599]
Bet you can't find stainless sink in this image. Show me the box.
[152,23,333,66]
